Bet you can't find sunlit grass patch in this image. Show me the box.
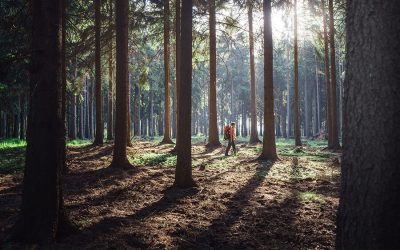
[303,139,328,148]
[129,153,176,167]
[278,147,334,162]
[0,138,26,149]
[0,139,26,174]
[297,191,325,204]
[290,163,318,181]
[67,139,92,146]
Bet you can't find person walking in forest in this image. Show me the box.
[224,122,237,156]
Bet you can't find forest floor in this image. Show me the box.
[0,137,341,249]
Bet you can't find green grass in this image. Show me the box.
[254,138,332,162]
[0,138,92,174]
[129,153,176,167]
[297,191,325,204]
[0,138,26,149]
[0,139,26,174]
[67,139,92,146]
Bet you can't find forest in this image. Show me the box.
[0,0,399,249]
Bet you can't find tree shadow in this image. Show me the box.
[176,161,273,249]
[68,144,114,162]
[71,185,199,240]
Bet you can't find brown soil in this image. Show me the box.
[0,141,340,249]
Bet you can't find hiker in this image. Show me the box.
[224,122,237,156]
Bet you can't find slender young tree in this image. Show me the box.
[174,0,195,188]
[207,0,221,147]
[337,0,400,248]
[161,0,174,144]
[328,0,340,149]
[293,0,302,146]
[248,2,261,144]
[321,0,331,143]
[93,0,104,145]
[127,75,132,146]
[172,0,181,151]
[107,0,114,140]
[15,0,70,242]
[110,0,133,168]
[258,0,277,160]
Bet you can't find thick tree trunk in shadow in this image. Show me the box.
[258,0,277,161]
[93,0,103,145]
[110,0,133,169]
[13,0,73,243]
[336,1,400,248]
[174,0,196,188]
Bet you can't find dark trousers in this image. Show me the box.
[225,140,236,155]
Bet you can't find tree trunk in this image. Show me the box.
[322,0,331,141]
[93,0,103,145]
[70,94,77,139]
[16,0,69,242]
[127,73,132,146]
[328,0,340,149]
[134,82,140,136]
[19,94,26,139]
[259,0,277,160]
[206,0,221,147]
[293,0,301,146]
[281,101,287,138]
[172,75,177,138]
[107,0,114,140]
[173,0,181,148]
[110,0,132,168]
[161,0,173,144]
[78,97,83,139]
[286,72,291,138]
[248,4,260,144]
[149,80,154,139]
[315,54,320,135]
[174,0,195,188]
[337,1,400,248]
[13,114,19,138]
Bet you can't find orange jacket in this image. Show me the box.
[230,127,236,141]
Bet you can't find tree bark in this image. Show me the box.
[19,94,26,139]
[134,82,140,136]
[107,0,114,140]
[314,54,320,135]
[127,73,132,146]
[248,3,260,144]
[286,69,291,138]
[293,0,301,146]
[110,0,132,168]
[173,0,181,149]
[258,0,277,160]
[336,1,400,248]
[207,0,221,147]
[328,0,340,149]
[161,0,174,144]
[174,0,195,188]
[16,0,69,243]
[93,0,103,145]
[321,0,331,142]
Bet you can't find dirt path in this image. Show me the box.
[1,141,340,249]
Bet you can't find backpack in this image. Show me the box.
[224,125,231,140]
